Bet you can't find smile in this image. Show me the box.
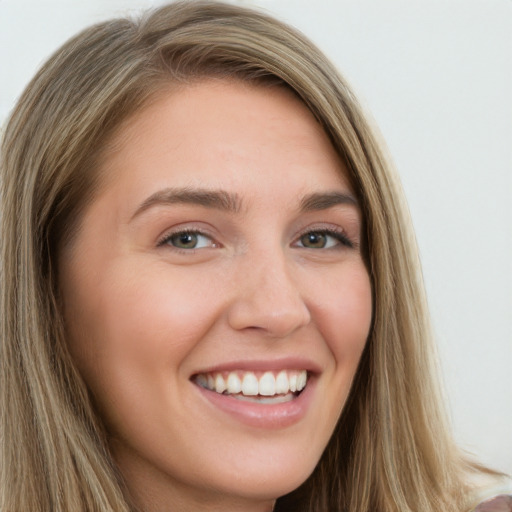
[193,370,308,403]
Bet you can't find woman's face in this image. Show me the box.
[59,80,372,512]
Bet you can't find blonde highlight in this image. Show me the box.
[1,2,497,511]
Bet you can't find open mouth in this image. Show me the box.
[193,370,308,404]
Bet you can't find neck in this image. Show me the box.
[130,489,276,512]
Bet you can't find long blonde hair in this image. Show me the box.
[0,2,488,511]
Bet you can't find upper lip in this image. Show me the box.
[190,357,323,377]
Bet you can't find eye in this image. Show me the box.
[158,230,215,250]
[296,229,352,249]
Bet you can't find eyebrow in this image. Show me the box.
[299,191,358,212]
[131,187,358,220]
[131,187,243,220]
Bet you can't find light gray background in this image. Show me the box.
[1,0,511,476]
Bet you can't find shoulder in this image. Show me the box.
[474,495,512,512]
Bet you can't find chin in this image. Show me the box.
[204,445,320,502]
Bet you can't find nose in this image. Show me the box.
[226,251,311,338]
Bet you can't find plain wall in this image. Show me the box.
[1,0,511,476]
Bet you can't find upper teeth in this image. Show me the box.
[195,370,308,396]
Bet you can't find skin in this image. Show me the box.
[59,80,373,512]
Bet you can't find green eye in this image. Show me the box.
[162,231,213,250]
[300,232,328,249]
[171,232,199,249]
[297,230,352,249]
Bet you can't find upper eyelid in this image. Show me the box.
[295,223,352,240]
[294,227,353,247]
[156,227,216,247]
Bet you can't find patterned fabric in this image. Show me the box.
[474,495,512,511]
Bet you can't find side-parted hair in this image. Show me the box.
[0,2,491,511]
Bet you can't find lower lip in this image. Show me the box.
[194,378,316,429]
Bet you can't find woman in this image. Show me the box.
[0,1,509,511]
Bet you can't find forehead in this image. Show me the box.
[96,79,354,211]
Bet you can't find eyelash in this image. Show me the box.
[296,227,354,250]
[157,227,354,251]
[157,229,215,251]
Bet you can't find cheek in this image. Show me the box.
[313,263,372,366]
[62,258,222,416]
